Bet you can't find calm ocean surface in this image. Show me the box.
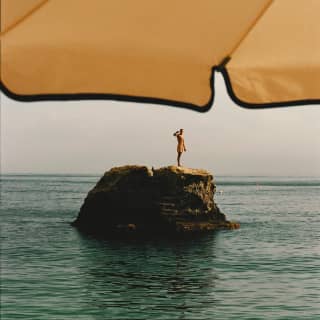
[1,174,319,320]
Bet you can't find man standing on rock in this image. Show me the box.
[173,129,187,167]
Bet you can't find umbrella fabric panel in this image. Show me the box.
[1,0,270,108]
[227,0,320,106]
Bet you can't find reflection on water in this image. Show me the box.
[75,233,219,319]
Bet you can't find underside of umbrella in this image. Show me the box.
[1,0,319,111]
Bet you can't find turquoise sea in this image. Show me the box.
[1,174,319,320]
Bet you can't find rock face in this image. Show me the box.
[72,165,239,235]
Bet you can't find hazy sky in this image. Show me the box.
[1,73,319,176]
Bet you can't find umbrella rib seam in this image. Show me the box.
[228,0,274,59]
[0,0,50,36]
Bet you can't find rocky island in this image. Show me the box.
[72,165,239,235]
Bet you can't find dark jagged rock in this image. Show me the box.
[72,165,239,235]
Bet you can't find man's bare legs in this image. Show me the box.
[177,151,182,167]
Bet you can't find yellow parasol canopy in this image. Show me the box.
[1,0,319,111]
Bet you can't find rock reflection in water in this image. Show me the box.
[75,233,219,318]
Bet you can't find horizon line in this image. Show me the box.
[1,171,319,178]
